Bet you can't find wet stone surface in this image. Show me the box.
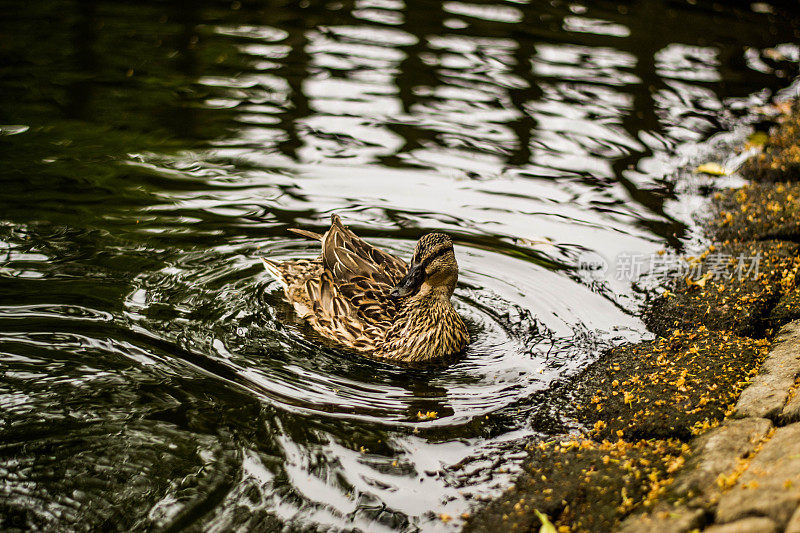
[715,422,800,528]
[741,105,800,183]
[574,329,769,442]
[714,182,800,243]
[462,438,686,533]
[735,321,800,420]
[645,240,800,339]
[772,289,800,326]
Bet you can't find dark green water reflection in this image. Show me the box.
[1,0,799,530]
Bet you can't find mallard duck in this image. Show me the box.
[261,214,470,363]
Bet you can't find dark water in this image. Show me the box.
[1,0,799,530]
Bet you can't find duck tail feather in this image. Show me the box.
[287,228,324,241]
[260,257,288,288]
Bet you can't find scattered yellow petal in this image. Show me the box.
[534,510,557,533]
[686,272,713,288]
[696,162,728,176]
[746,131,769,148]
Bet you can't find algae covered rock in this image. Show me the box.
[741,105,800,183]
[574,329,769,441]
[714,182,800,242]
[462,437,685,533]
[645,240,800,338]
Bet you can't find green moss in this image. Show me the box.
[463,438,686,533]
[575,329,769,441]
[741,104,800,182]
[645,241,800,338]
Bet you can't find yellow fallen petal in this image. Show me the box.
[534,510,557,533]
[686,272,713,288]
[696,162,728,176]
[746,131,769,147]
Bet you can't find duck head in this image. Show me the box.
[391,233,458,299]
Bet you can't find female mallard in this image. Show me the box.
[261,214,470,363]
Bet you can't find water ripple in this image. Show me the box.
[0,0,798,531]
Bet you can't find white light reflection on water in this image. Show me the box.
[1,1,799,531]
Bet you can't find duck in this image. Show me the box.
[261,214,470,363]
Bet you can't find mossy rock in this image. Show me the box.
[713,182,800,243]
[573,329,770,441]
[645,241,799,338]
[462,437,685,533]
[770,288,800,326]
[741,107,800,182]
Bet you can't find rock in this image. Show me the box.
[645,241,799,339]
[770,288,800,328]
[715,422,800,527]
[740,107,800,183]
[735,375,795,420]
[574,329,768,441]
[786,506,800,533]
[714,182,800,242]
[670,418,772,503]
[704,516,778,533]
[615,507,704,533]
[462,438,685,533]
[735,321,800,420]
[782,389,800,424]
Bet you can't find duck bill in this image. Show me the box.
[390,262,424,298]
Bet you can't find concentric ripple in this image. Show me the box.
[124,237,640,423]
[1,0,799,531]
[113,233,641,531]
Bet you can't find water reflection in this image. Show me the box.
[1,0,799,531]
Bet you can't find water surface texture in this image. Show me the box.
[1,0,799,530]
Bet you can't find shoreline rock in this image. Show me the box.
[463,102,800,532]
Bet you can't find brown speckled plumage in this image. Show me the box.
[261,214,470,363]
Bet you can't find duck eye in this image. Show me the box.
[422,246,450,266]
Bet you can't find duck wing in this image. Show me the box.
[322,214,408,287]
[268,215,411,351]
[304,270,391,346]
[306,214,408,329]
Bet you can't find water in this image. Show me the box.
[1,0,799,530]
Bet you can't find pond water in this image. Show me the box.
[1,0,799,531]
